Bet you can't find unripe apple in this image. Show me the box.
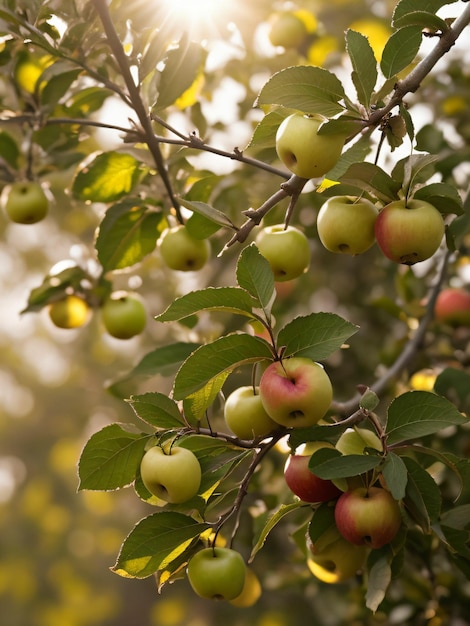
[229,567,262,607]
[3,181,49,224]
[158,225,210,271]
[335,427,382,456]
[48,295,91,329]
[224,386,278,440]
[434,287,470,326]
[334,486,402,549]
[307,525,368,583]
[374,199,445,265]
[275,113,346,179]
[268,12,308,48]
[316,196,378,254]
[140,444,201,504]
[101,291,146,339]
[187,547,246,600]
[284,442,342,502]
[255,224,310,281]
[259,357,332,428]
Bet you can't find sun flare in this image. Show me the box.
[159,0,230,39]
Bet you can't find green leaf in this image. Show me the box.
[67,86,113,116]
[250,502,304,562]
[256,66,346,118]
[380,26,423,79]
[393,154,439,197]
[382,453,408,500]
[277,313,358,361]
[127,393,184,429]
[340,162,401,203]
[95,200,161,271]
[308,448,382,479]
[236,244,275,317]
[346,30,378,109]
[112,511,209,578]
[78,424,149,491]
[324,132,373,182]
[173,334,273,400]
[155,287,256,323]
[72,152,145,203]
[154,37,205,110]
[182,372,231,424]
[246,109,287,149]
[179,197,235,231]
[392,0,455,26]
[413,182,463,215]
[393,10,450,32]
[365,556,392,613]
[439,525,470,561]
[21,265,90,313]
[0,131,19,168]
[434,367,470,413]
[403,456,441,531]
[386,391,468,445]
[39,62,81,106]
[440,504,470,530]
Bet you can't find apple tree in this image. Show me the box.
[1,0,470,623]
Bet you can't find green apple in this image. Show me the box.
[374,199,445,265]
[158,225,210,271]
[334,486,402,549]
[259,357,332,428]
[268,11,308,48]
[316,196,378,254]
[229,567,262,607]
[255,224,310,281]
[101,291,146,339]
[224,386,278,440]
[140,444,201,504]
[335,427,382,456]
[275,113,346,179]
[284,441,342,502]
[48,295,91,329]
[187,547,246,600]
[307,525,368,583]
[3,181,49,224]
[434,287,470,326]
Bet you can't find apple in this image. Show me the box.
[101,291,146,339]
[48,294,91,329]
[307,526,368,583]
[334,486,402,549]
[3,181,49,224]
[284,442,342,502]
[255,224,310,281]
[259,357,332,428]
[275,113,346,179]
[316,196,378,254]
[268,11,308,48]
[224,386,278,440]
[229,567,262,607]
[186,547,246,600]
[374,199,445,265]
[335,427,382,456]
[140,444,201,504]
[434,287,470,326]
[158,225,210,271]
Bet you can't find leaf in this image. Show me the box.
[21,265,90,313]
[78,424,149,491]
[365,556,392,613]
[95,200,161,271]
[308,448,382,479]
[392,0,455,26]
[386,391,468,445]
[246,109,287,149]
[393,154,439,197]
[0,131,19,168]
[440,504,470,530]
[39,63,82,106]
[413,182,463,215]
[277,313,358,361]
[340,162,401,203]
[324,133,373,182]
[112,511,209,578]
[382,453,408,500]
[173,334,273,400]
[393,10,450,32]
[249,503,304,562]
[434,367,470,413]
[402,457,441,531]
[178,197,236,230]
[182,372,231,424]
[155,287,256,323]
[256,66,346,118]
[380,26,423,79]
[236,244,276,317]
[127,393,184,429]
[72,152,145,203]
[439,525,470,561]
[346,30,378,109]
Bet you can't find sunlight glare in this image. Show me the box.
[159,0,230,39]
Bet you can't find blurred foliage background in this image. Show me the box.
[1,0,470,624]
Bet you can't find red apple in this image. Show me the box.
[259,357,332,428]
[374,199,444,265]
[334,486,402,549]
[284,446,342,503]
[434,287,470,326]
